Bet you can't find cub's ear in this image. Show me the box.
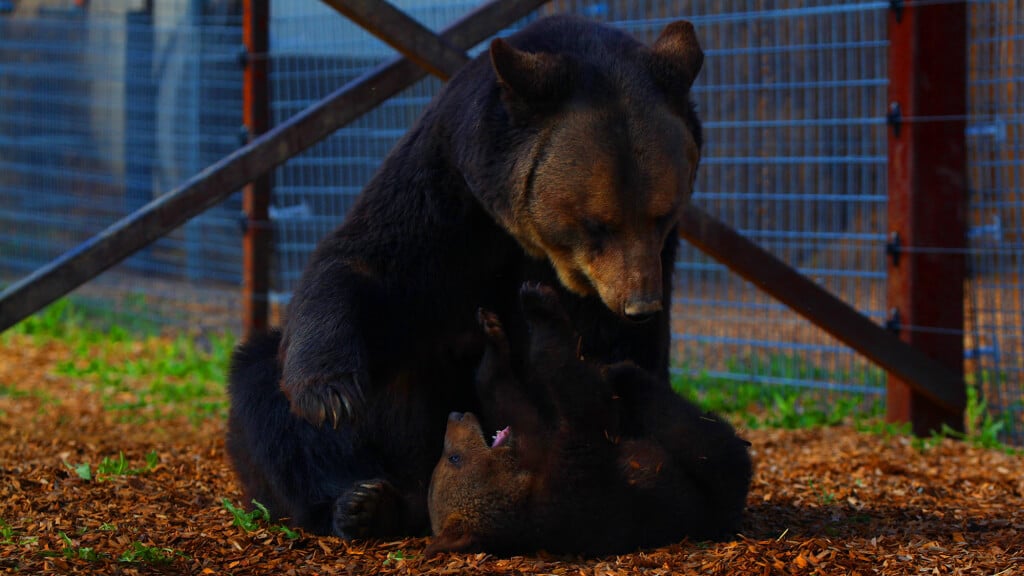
[489,38,577,115]
[648,20,704,93]
[424,515,478,556]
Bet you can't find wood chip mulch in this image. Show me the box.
[1,335,1022,575]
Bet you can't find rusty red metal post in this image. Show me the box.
[886,1,968,435]
[242,0,272,337]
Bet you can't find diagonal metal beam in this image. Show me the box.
[0,0,551,333]
[678,205,965,413]
[322,0,471,81]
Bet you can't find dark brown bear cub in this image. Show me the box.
[228,15,705,539]
[426,286,753,556]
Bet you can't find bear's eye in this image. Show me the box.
[655,208,678,228]
[583,218,611,237]
[654,211,680,235]
[447,453,462,467]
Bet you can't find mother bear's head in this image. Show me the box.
[454,16,704,322]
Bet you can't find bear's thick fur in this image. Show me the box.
[426,286,753,556]
[226,15,705,538]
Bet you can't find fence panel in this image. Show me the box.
[967,1,1024,442]
[0,2,244,330]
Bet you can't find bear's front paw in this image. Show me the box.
[283,371,365,429]
[333,479,403,539]
[476,308,507,342]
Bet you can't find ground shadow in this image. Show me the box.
[742,500,1011,542]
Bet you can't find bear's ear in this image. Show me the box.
[489,38,577,115]
[601,360,643,381]
[600,361,647,394]
[648,20,704,93]
[424,516,478,556]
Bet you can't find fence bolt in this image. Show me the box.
[886,231,902,267]
[889,0,903,22]
[238,125,251,146]
[885,308,901,333]
[887,101,902,137]
[240,211,274,233]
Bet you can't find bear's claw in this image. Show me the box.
[285,371,365,429]
[476,308,506,342]
[333,478,401,539]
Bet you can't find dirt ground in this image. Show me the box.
[1,335,1022,575]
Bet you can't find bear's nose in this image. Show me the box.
[624,310,655,323]
[623,299,661,323]
[448,412,465,422]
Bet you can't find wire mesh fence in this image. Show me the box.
[0,0,1021,443]
[0,1,244,331]
[965,0,1024,444]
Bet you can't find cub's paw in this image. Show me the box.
[519,283,569,324]
[333,479,403,540]
[476,308,507,343]
[282,371,366,429]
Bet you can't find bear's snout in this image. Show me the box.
[622,297,662,322]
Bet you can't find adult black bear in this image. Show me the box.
[425,285,753,556]
[226,15,704,538]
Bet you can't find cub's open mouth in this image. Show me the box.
[491,426,511,448]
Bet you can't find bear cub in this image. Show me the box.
[426,285,753,556]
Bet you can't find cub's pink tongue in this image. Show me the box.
[491,426,511,448]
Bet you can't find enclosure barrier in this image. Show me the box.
[885,1,967,435]
[0,0,550,330]
[0,0,971,433]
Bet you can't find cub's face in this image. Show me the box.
[512,103,699,321]
[426,412,524,555]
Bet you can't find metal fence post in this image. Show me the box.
[242,0,271,337]
[886,0,967,435]
[125,5,155,274]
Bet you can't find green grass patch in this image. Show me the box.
[5,296,234,425]
[66,451,160,482]
[4,297,160,344]
[0,518,37,546]
[42,532,107,562]
[118,542,187,564]
[51,331,234,424]
[852,386,1022,455]
[680,357,1021,453]
[221,499,300,540]
[806,479,836,505]
[0,382,58,407]
[672,357,884,430]
[384,550,416,566]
